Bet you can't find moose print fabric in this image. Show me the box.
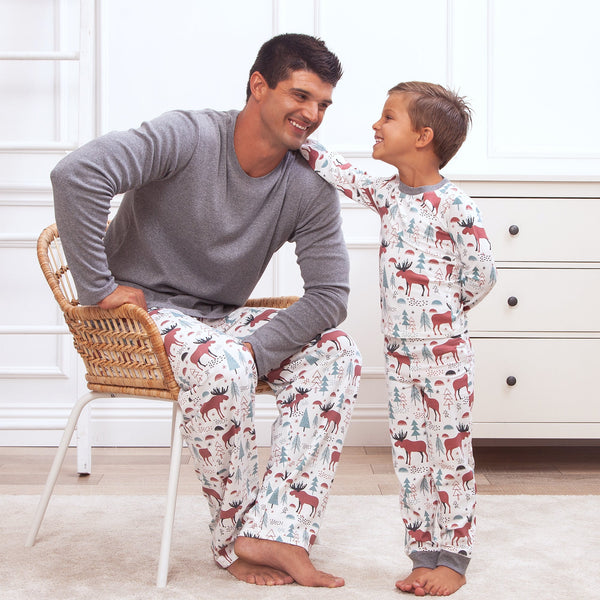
[150,305,361,568]
[385,335,476,563]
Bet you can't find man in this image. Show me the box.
[51,34,361,587]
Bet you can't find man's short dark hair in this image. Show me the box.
[246,34,343,101]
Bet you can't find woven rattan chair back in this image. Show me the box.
[37,224,180,401]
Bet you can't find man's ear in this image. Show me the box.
[248,71,267,101]
[416,127,434,148]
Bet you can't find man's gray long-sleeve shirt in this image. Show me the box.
[50,109,350,377]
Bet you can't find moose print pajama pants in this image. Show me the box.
[150,305,361,568]
[384,334,476,574]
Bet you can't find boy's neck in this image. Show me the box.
[396,165,443,189]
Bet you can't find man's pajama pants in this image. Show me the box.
[150,305,361,568]
[384,334,476,575]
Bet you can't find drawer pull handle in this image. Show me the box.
[509,224,520,236]
[506,376,517,386]
[507,296,518,307]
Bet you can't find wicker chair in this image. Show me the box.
[27,223,298,586]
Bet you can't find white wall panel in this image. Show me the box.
[100,0,275,132]
[317,0,450,152]
[0,0,88,447]
[488,0,598,158]
[451,0,600,178]
[277,0,315,35]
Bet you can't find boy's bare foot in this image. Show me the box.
[227,557,294,585]
[396,567,433,594]
[397,565,466,596]
[234,535,344,587]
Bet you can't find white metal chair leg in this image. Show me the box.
[76,402,92,474]
[156,403,184,587]
[25,392,97,547]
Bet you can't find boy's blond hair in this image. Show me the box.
[389,81,472,169]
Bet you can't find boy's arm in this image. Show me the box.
[300,139,381,212]
[447,197,497,311]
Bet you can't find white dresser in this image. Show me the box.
[460,180,600,439]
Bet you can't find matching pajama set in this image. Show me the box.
[51,109,361,568]
[303,140,496,575]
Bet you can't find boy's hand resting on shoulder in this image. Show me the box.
[242,342,256,363]
[98,285,147,311]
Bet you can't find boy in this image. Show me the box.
[301,82,496,595]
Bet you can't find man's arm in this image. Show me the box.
[243,175,350,376]
[50,111,197,307]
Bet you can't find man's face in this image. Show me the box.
[256,69,334,151]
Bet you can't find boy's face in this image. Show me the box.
[254,69,334,152]
[372,92,419,167]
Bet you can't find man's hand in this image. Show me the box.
[98,285,147,311]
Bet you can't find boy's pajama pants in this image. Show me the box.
[384,334,476,575]
[150,305,361,568]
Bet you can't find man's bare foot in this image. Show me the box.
[397,566,466,596]
[234,535,344,588]
[227,557,294,586]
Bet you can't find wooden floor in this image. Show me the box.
[1,444,599,495]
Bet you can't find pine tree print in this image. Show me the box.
[299,409,310,431]
[411,420,420,438]
[411,386,421,405]
[422,344,434,362]
[224,349,240,371]
[268,489,279,506]
[424,223,435,244]
[420,310,432,331]
[319,376,329,393]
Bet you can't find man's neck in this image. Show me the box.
[234,106,287,178]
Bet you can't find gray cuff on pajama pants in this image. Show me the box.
[409,550,470,576]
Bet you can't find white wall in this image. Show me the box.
[1,0,599,446]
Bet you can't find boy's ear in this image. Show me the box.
[416,127,434,148]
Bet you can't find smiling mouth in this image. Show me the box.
[289,118,310,132]
[374,136,383,145]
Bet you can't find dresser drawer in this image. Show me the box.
[467,267,599,332]
[472,338,600,422]
[477,198,600,262]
